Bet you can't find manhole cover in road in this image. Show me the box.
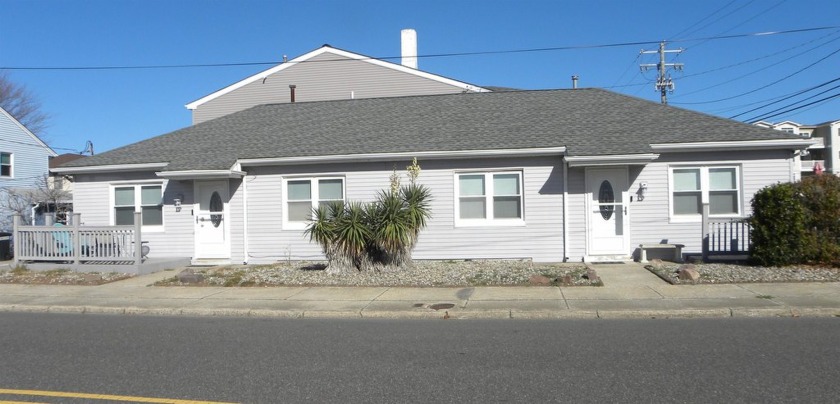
[429,303,455,310]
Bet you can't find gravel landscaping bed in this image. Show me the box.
[0,268,134,286]
[155,260,596,287]
[647,260,840,284]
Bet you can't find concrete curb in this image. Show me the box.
[1,304,837,319]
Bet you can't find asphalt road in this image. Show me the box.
[0,313,837,403]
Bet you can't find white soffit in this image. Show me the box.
[51,162,169,174]
[238,147,567,166]
[564,154,659,167]
[650,139,819,152]
[156,170,246,180]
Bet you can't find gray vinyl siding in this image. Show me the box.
[627,150,795,255]
[239,156,565,264]
[0,111,54,229]
[193,52,467,124]
[72,172,194,258]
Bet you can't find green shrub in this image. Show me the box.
[750,175,840,266]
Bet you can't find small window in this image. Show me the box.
[284,177,345,226]
[0,153,11,177]
[670,166,740,219]
[456,171,523,225]
[113,184,163,227]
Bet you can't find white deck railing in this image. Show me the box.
[12,212,144,266]
[701,204,751,262]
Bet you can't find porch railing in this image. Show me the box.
[701,204,751,262]
[12,212,143,266]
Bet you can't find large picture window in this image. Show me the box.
[0,152,11,177]
[285,177,345,227]
[113,184,163,227]
[456,171,523,225]
[671,166,740,218]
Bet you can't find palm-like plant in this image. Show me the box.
[304,159,433,272]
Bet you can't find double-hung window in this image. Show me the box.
[456,171,523,225]
[113,184,163,227]
[0,153,11,177]
[671,166,740,219]
[285,177,345,228]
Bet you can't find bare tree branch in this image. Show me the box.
[0,72,50,136]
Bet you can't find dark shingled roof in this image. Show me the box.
[63,88,800,172]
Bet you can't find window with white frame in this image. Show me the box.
[671,166,740,218]
[456,171,523,224]
[285,177,345,225]
[113,184,163,226]
[0,153,11,177]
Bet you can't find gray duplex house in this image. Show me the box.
[54,89,813,264]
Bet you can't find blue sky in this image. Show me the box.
[2,0,839,154]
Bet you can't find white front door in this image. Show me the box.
[587,167,629,257]
[194,180,230,260]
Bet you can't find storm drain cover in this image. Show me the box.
[429,303,456,311]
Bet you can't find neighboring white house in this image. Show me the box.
[185,31,490,124]
[55,89,815,264]
[0,106,57,230]
[753,120,840,175]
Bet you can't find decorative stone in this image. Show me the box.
[177,269,205,284]
[649,259,663,267]
[529,275,552,286]
[584,269,599,282]
[678,267,700,281]
[562,274,573,285]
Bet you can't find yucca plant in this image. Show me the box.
[304,159,433,273]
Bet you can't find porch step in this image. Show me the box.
[190,258,232,267]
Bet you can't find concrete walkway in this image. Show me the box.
[1,262,838,319]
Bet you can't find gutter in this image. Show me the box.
[238,147,567,167]
[650,139,818,152]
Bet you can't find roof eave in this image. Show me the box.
[650,139,817,152]
[51,162,169,175]
[238,147,567,167]
[564,153,660,167]
[155,170,246,180]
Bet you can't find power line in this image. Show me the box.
[671,45,840,104]
[2,26,838,71]
[745,90,840,122]
[677,0,756,40]
[729,75,840,119]
[669,0,740,40]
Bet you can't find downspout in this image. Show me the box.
[30,203,40,225]
[562,157,569,262]
[242,175,249,264]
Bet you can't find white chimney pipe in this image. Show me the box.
[401,29,418,69]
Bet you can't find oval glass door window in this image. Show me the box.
[599,180,614,220]
[209,191,223,228]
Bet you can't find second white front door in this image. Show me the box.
[587,167,629,256]
[194,180,230,260]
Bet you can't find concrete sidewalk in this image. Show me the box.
[0,262,838,319]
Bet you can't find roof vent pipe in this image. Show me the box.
[289,84,296,103]
[401,29,418,69]
[572,75,579,89]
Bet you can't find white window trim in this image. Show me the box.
[109,183,165,232]
[454,170,525,227]
[0,152,12,178]
[668,165,742,223]
[282,176,346,230]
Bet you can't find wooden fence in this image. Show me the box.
[13,212,144,266]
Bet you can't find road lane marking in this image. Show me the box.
[1,401,48,404]
[0,389,237,404]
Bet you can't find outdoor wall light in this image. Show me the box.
[638,183,648,201]
[174,194,184,212]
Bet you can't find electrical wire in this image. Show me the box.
[729,75,840,119]
[671,44,840,104]
[746,90,840,122]
[669,0,740,40]
[1,26,838,71]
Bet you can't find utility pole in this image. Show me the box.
[640,41,684,104]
